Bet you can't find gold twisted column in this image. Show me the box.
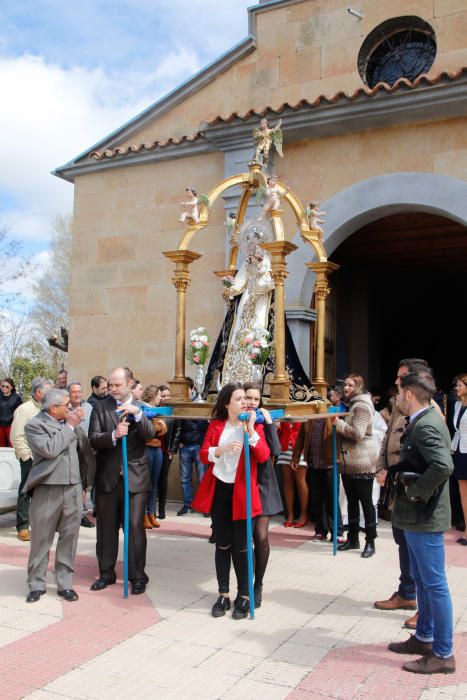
[163,249,201,400]
[307,261,339,399]
[262,240,297,401]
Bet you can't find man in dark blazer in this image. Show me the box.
[89,367,155,594]
[388,372,455,675]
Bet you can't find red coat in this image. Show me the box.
[192,419,270,520]
[277,421,301,451]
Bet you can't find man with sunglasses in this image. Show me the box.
[23,389,84,603]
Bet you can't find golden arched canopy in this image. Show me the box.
[177,166,327,264]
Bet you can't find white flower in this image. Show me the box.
[251,347,261,355]
[260,339,268,348]
[200,335,208,342]
[197,326,205,333]
[191,334,199,341]
[194,341,203,349]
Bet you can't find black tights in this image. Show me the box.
[253,515,270,589]
[212,479,250,597]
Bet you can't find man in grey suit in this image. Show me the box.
[23,389,85,603]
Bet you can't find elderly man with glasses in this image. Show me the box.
[22,389,86,603]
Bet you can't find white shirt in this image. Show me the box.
[209,422,260,484]
[112,396,142,445]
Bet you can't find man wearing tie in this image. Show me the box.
[89,367,155,594]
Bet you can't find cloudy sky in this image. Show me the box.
[0,0,253,298]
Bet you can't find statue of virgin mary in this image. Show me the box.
[222,221,274,384]
[205,220,320,401]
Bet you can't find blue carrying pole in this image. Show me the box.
[121,433,130,598]
[242,419,255,620]
[328,405,343,557]
[332,424,338,556]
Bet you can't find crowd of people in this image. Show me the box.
[1,359,466,674]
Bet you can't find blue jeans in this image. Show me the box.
[405,531,453,658]
[179,445,207,506]
[393,525,416,601]
[146,447,163,514]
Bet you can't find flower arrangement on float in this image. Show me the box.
[186,327,210,365]
[241,328,271,366]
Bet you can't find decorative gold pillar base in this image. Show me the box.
[267,377,291,402]
[168,378,191,401]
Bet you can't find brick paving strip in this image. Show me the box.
[288,635,467,700]
[0,544,160,700]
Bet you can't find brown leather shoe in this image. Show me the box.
[388,635,432,655]
[17,529,30,542]
[374,592,417,611]
[404,612,418,630]
[148,514,160,528]
[403,652,456,674]
[143,515,153,529]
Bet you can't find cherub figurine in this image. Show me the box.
[252,118,283,166]
[179,188,211,224]
[224,211,237,243]
[306,201,326,234]
[257,176,288,220]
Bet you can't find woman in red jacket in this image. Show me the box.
[193,383,270,620]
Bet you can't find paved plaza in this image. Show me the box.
[0,506,466,700]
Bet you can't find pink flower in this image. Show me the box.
[203,341,209,347]
[253,341,261,347]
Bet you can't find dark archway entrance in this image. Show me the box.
[330,212,467,394]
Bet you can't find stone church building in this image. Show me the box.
[55,0,467,395]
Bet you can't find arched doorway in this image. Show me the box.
[287,172,467,394]
[330,211,467,393]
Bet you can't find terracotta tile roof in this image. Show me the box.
[89,133,201,160]
[206,68,467,125]
[88,68,466,161]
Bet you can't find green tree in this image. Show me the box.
[10,352,49,399]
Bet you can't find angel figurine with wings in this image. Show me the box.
[252,118,283,167]
[306,201,326,234]
[257,176,289,221]
[178,188,210,224]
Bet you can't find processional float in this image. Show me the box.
[163,122,339,416]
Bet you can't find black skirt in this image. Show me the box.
[453,449,467,481]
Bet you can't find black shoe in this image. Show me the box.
[158,508,166,520]
[361,541,376,558]
[177,505,191,516]
[92,507,97,517]
[232,596,250,620]
[338,538,360,551]
[90,577,116,591]
[81,514,95,528]
[57,589,79,602]
[212,595,231,617]
[143,573,149,584]
[131,581,146,595]
[26,590,46,603]
[208,534,216,544]
[254,585,263,608]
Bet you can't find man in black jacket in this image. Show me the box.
[87,375,108,409]
[172,418,208,516]
[89,367,154,594]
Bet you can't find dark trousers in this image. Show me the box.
[157,452,172,513]
[342,475,377,540]
[16,458,32,532]
[393,524,416,601]
[309,468,344,537]
[211,479,251,597]
[95,479,148,583]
